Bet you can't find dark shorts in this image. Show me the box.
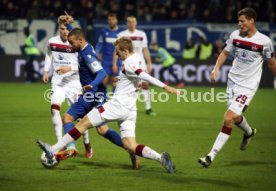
[67,92,106,120]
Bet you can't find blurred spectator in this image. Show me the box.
[0,0,275,23]
[26,0,40,19]
[151,42,184,88]
[182,38,196,60]
[21,26,40,83]
[196,36,213,60]
[0,44,5,55]
[212,39,225,58]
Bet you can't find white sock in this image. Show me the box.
[236,116,252,136]
[51,109,63,141]
[208,127,232,160]
[141,89,151,110]
[141,146,161,161]
[83,130,90,144]
[52,134,74,153]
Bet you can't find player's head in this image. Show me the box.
[237,8,257,35]
[151,42,159,52]
[126,16,137,32]
[68,28,86,52]
[59,23,69,42]
[23,26,30,37]
[108,13,118,29]
[114,37,133,60]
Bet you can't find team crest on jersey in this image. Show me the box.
[251,45,258,51]
[58,54,64,60]
[241,50,248,58]
[87,54,92,58]
[66,48,72,52]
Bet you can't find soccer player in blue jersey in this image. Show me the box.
[95,13,122,90]
[54,15,140,168]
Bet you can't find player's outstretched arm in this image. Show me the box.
[138,71,182,95]
[163,86,182,95]
[267,57,276,76]
[211,49,229,83]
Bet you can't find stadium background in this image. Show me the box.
[0,0,275,87]
[0,1,276,191]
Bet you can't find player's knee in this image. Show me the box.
[223,115,234,126]
[75,115,93,131]
[96,125,108,136]
[141,82,149,89]
[63,113,74,124]
[122,138,137,153]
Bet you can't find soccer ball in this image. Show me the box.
[40,152,60,169]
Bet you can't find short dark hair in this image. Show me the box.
[68,28,85,39]
[108,13,117,18]
[238,8,257,22]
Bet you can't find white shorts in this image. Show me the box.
[51,85,82,106]
[87,99,137,138]
[226,79,257,115]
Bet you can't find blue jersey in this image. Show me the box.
[67,43,107,120]
[78,43,106,93]
[96,27,122,68]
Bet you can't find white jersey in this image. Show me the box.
[225,30,274,90]
[44,36,81,88]
[118,29,148,64]
[113,53,144,110]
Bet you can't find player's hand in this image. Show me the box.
[112,76,119,87]
[210,69,219,83]
[164,86,183,95]
[112,64,118,74]
[58,11,74,25]
[97,53,102,61]
[42,72,48,83]
[147,63,153,74]
[82,85,93,91]
[56,66,72,74]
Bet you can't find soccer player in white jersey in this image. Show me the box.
[199,8,276,167]
[114,16,156,116]
[43,20,92,158]
[37,37,183,173]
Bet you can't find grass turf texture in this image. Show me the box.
[0,83,275,191]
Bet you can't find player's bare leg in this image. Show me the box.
[62,113,91,159]
[199,109,237,167]
[141,82,156,116]
[51,104,63,141]
[122,137,175,173]
[37,115,92,162]
[234,115,256,150]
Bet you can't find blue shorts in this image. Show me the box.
[67,92,107,120]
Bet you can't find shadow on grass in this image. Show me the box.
[120,170,243,189]
[222,160,276,167]
[56,159,243,189]
[55,159,131,171]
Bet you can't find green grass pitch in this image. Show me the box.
[0,83,275,191]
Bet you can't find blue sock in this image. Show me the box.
[64,122,76,148]
[104,128,123,147]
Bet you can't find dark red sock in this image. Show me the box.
[235,116,243,125]
[135,144,145,157]
[221,126,232,135]
[68,127,82,140]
